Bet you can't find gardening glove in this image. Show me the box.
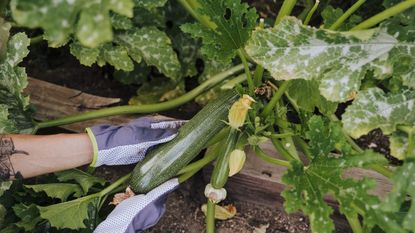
[86,115,187,167]
[94,178,179,233]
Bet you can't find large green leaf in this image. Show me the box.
[342,87,415,138]
[181,0,258,62]
[0,32,33,134]
[37,196,99,230]
[369,21,415,88]
[10,0,133,48]
[381,158,415,231]
[55,169,106,194]
[115,26,182,79]
[25,183,83,202]
[245,17,402,102]
[282,116,392,233]
[13,203,42,231]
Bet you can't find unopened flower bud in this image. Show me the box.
[228,149,246,177]
[228,94,255,129]
[204,184,227,203]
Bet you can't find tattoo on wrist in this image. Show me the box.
[0,136,28,181]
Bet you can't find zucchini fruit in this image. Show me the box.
[129,90,239,193]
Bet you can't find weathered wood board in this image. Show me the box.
[25,77,135,132]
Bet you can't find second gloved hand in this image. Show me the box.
[86,115,187,167]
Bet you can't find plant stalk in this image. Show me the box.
[351,0,415,30]
[303,0,320,25]
[238,49,254,95]
[346,214,363,233]
[253,19,265,86]
[206,200,216,233]
[275,0,298,25]
[98,173,131,198]
[35,65,243,130]
[298,0,314,21]
[253,146,291,167]
[261,81,291,117]
[329,0,366,30]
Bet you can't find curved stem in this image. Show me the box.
[351,0,415,30]
[253,19,265,86]
[275,0,298,25]
[293,136,312,160]
[261,81,291,117]
[298,0,314,21]
[238,49,254,95]
[346,214,363,233]
[253,146,291,167]
[206,200,216,233]
[329,0,366,30]
[303,0,320,25]
[98,173,131,198]
[35,65,244,129]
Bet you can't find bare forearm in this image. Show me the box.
[0,134,93,180]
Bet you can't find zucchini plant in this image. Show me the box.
[1,0,415,232]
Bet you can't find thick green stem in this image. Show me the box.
[346,214,363,233]
[238,49,254,95]
[275,0,298,25]
[329,0,366,30]
[35,65,243,129]
[298,0,314,21]
[253,146,291,167]
[270,132,294,139]
[98,173,131,198]
[270,136,297,161]
[261,81,290,117]
[253,19,265,86]
[352,0,415,30]
[303,0,320,25]
[293,136,312,160]
[206,200,216,233]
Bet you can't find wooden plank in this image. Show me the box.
[24,77,135,132]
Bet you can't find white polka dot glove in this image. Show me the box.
[94,178,179,233]
[86,115,187,167]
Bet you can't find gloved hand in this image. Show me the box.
[86,115,187,167]
[94,178,179,233]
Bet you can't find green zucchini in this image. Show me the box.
[210,128,239,189]
[129,90,239,193]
